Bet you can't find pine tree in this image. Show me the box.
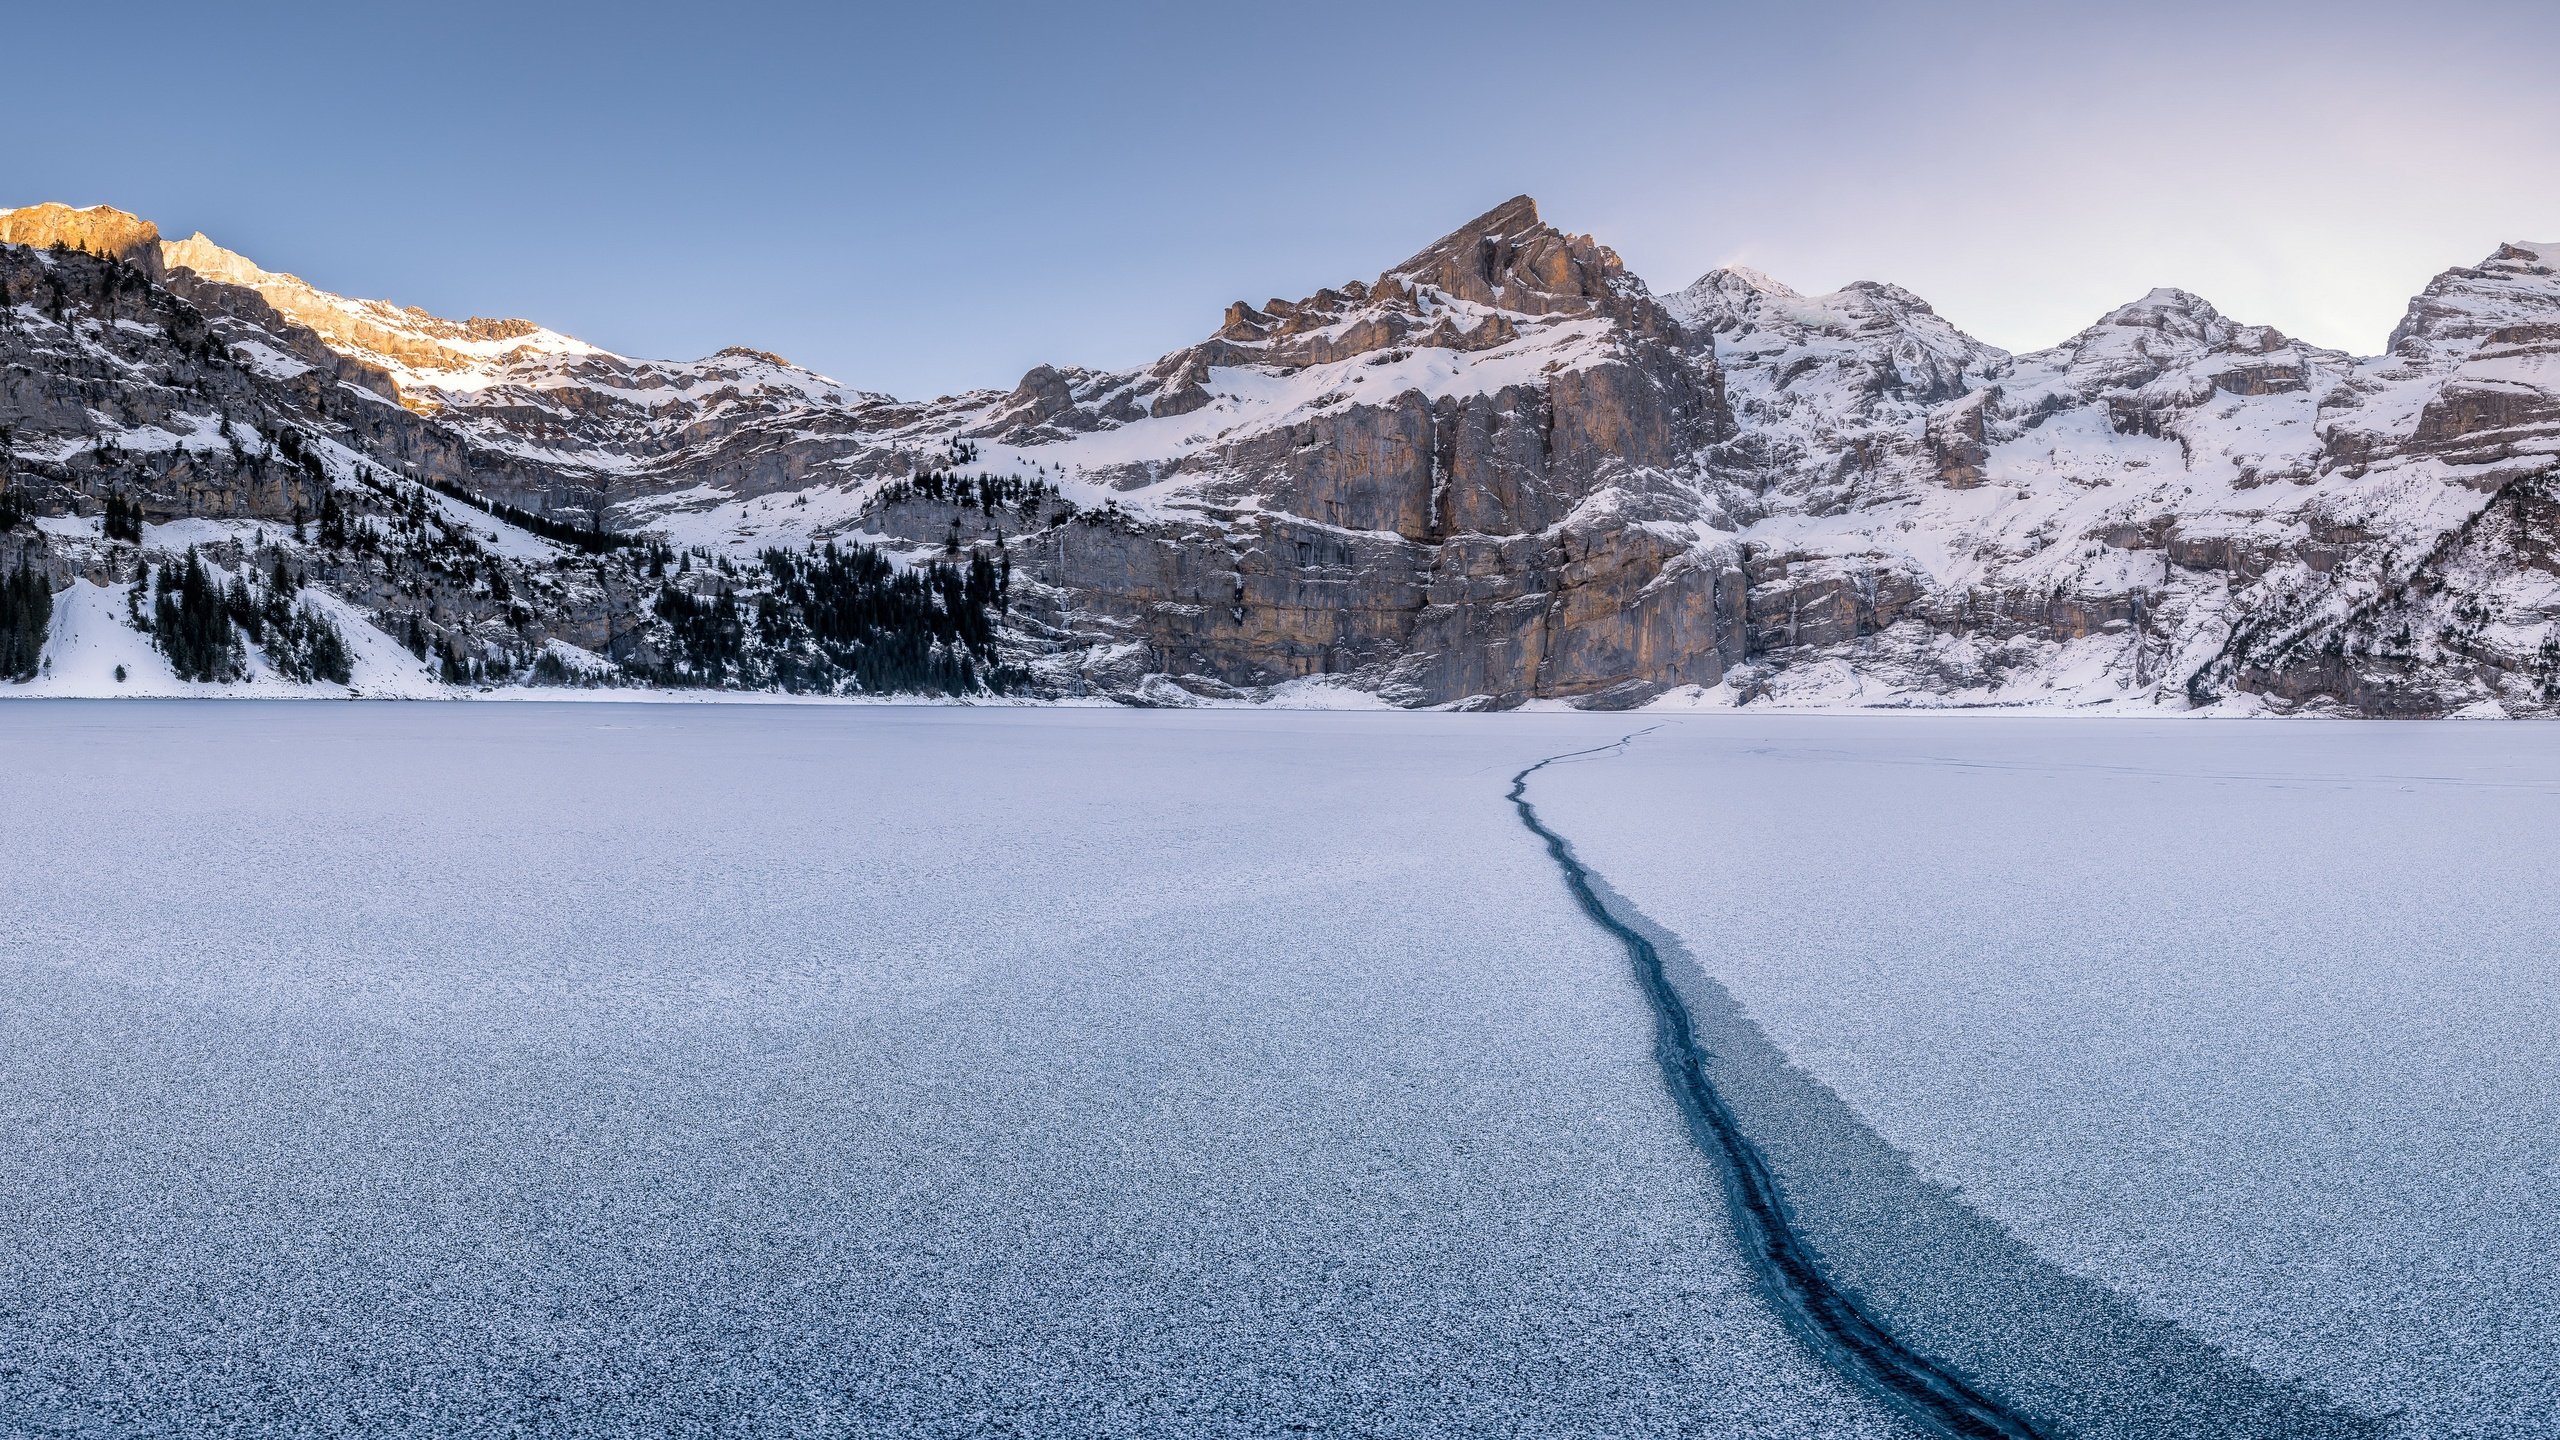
[303,606,352,684]
[101,489,141,540]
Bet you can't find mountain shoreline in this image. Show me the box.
[3,197,2554,715]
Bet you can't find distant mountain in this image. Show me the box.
[2,197,2556,712]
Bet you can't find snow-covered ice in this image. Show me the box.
[11,705,2539,1435]
[0,704,1906,1438]
[1533,717,2560,1440]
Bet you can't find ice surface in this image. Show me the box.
[0,704,1907,1438]
[1532,717,2560,1440]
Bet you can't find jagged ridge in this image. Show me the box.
[3,197,2558,713]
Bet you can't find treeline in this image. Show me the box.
[275,423,626,558]
[644,539,1022,695]
[416,472,634,553]
[872,470,1061,521]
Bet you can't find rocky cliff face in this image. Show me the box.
[5,197,2558,712]
[877,196,1741,706]
[0,235,629,685]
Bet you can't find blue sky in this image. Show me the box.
[9,1,2557,394]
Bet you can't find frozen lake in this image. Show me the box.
[2,704,2551,1437]
[0,703,1896,1439]
[1538,717,2560,1440]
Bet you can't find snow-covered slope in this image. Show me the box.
[18,577,436,698]
[1650,245,2560,712]
[157,232,602,401]
[158,230,901,500]
[8,196,2560,713]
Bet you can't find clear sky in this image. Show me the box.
[9,0,2556,395]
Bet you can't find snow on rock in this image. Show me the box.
[14,196,2560,712]
[158,231,603,401]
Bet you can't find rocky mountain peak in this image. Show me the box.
[2386,239,2560,366]
[1202,195,1662,379]
[158,231,279,288]
[1666,266,1799,335]
[1670,266,2000,411]
[0,203,164,274]
[142,224,602,409]
[2021,287,2295,394]
[160,230,572,355]
[2091,286,2237,333]
[1676,268,1973,343]
[1375,194,1629,314]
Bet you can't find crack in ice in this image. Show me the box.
[1510,731,2044,1440]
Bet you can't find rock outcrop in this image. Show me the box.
[0,203,165,273]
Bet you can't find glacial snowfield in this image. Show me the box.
[1,705,2548,1437]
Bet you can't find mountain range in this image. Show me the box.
[2,195,2555,713]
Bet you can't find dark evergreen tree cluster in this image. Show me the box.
[654,584,747,683]
[280,605,354,685]
[151,548,244,682]
[529,649,595,686]
[317,490,353,549]
[0,555,51,681]
[318,472,497,587]
[129,548,352,685]
[0,488,23,533]
[640,540,1021,696]
[417,472,633,553]
[872,469,1061,523]
[102,491,144,543]
[228,556,353,684]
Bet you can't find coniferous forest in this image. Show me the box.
[151,549,243,682]
[0,554,50,681]
[137,547,353,685]
[645,540,1021,695]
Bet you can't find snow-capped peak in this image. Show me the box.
[156,231,605,405]
[2385,239,2560,367]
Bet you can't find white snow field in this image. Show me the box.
[0,704,1908,1439]
[1533,718,2560,1440]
